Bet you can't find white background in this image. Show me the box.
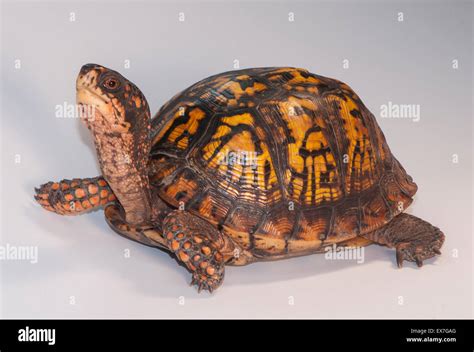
[1,0,472,318]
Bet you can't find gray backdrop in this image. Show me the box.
[1,0,472,318]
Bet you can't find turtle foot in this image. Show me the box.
[396,227,445,268]
[34,177,115,215]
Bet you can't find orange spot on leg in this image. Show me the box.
[178,251,189,262]
[171,240,180,251]
[90,196,99,205]
[88,184,98,194]
[75,188,86,198]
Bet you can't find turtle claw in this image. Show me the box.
[190,277,198,287]
[396,250,404,268]
[395,229,444,268]
[190,274,204,293]
[34,182,64,213]
[195,282,204,293]
[190,272,222,294]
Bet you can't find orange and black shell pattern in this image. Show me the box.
[149,67,418,259]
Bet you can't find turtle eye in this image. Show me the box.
[103,77,120,91]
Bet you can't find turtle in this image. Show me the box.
[34,63,445,292]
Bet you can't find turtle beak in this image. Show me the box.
[76,64,110,124]
[76,64,102,91]
[79,63,101,75]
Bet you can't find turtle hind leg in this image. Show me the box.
[163,210,226,293]
[362,213,445,268]
[34,177,116,215]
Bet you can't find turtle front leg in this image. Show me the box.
[163,210,227,293]
[362,213,445,268]
[34,177,116,215]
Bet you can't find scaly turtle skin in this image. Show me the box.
[35,64,445,293]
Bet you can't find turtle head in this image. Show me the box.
[76,63,154,225]
[76,63,150,135]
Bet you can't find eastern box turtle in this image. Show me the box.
[35,64,445,292]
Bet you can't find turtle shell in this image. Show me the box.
[149,67,417,258]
